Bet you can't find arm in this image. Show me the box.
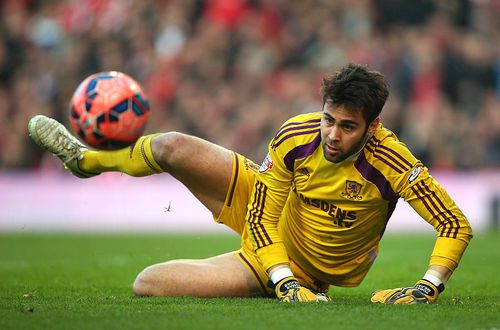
[245,118,324,302]
[245,150,291,273]
[372,165,472,304]
[246,155,320,302]
[405,170,472,278]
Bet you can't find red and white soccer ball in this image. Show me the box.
[69,71,150,150]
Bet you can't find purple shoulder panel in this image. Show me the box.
[283,133,321,171]
[354,151,399,201]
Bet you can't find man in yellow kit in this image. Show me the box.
[28,63,472,303]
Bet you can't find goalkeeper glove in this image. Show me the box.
[274,277,320,303]
[371,279,444,304]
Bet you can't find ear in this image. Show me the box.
[367,117,380,134]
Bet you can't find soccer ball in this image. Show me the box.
[69,71,150,150]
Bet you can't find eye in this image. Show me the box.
[342,124,354,132]
[323,115,334,124]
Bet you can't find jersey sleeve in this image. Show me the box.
[376,136,473,272]
[245,114,321,271]
[399,166,473,271]
[245,143,291,271]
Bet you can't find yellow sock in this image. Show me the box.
[79,134,164,177]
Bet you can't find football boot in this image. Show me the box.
[28,115,98,178]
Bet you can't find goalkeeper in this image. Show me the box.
[28,63,472,304]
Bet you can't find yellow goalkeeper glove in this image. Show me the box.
[371,279,444,304]
[274,277,320,303]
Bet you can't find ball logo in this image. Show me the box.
[259,153,274,173]
[408,166,423,184]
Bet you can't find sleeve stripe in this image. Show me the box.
[415,181,452,237]
[365,144,405,174]
[247,181,272,248]
[274,121,321,141]
[273,118,321,141]
[272,128,321,149]
[411,184,446,234]
[248,181,265,248]
[370,137,413,168]
[413,181,460,238]
[421,181,460,238]
[256,182,273,244]
[367,140,411,172]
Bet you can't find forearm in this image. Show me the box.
[424,234,471,290]
[403,174,473,272]
[429,235,471,272]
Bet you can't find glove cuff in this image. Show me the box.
[415,279,445,296]
[274,277,301,295]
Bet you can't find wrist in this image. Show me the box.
[416,279,445,297]
[423,269,446,293]
[269,265,294,284]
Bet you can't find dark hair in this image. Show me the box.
[321,63,389,124]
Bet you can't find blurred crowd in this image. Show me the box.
[0,0,498,171]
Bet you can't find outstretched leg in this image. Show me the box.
[79,132,233,216]
[29,115,233,216]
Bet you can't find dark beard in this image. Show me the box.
[322,128,373,163]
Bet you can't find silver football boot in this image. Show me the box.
[28,115,98,178]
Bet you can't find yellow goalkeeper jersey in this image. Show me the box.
[246,112,472,287]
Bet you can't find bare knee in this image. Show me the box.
[151,132,190,171]
[132,261,192,297]
[133,265,154,296]
[132,260,178,296]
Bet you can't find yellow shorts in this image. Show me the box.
[214,152,329,296]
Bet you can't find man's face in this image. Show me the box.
[320,103,378,163]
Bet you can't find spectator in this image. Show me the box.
[0,0,498,170]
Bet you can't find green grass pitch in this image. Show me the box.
[1,231,499,329]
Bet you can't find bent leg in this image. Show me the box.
[133,252,264,297]
[151,132,233,216]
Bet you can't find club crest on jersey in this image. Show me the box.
[259,153,273,173]
[341,180,363,200]
[408,166,423,184]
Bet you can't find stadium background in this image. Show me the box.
[0,0,498,233]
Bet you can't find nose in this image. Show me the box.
[328,124,340,141]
